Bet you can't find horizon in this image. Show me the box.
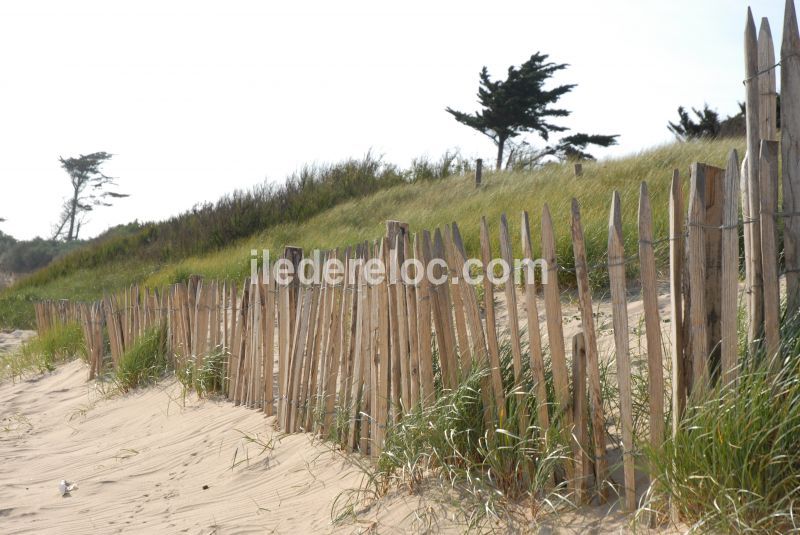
[0,0,784,241]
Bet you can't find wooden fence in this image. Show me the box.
[32,4,798,511]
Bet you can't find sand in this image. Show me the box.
[0,290,686,534]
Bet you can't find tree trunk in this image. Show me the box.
[496,138,506,171]
[66,190,79,241]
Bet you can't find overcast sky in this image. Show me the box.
[0,0,785,240]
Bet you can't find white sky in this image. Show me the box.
[0,0,785,240]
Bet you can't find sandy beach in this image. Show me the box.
[0,290,684,534]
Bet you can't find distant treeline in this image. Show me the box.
[0,233,83,274]
[14,151,472,288]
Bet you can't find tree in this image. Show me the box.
[665,99,783,141]
[53,152,129,241]
[446,52,617,170]
[667,105,722,141]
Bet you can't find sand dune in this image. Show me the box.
[0,287,687,534]
[0,360,471,534]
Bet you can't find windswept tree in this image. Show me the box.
[53,152,129,241]
[446,52,617,169]
[667,105,722,141]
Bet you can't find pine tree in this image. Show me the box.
[446,52,617,170]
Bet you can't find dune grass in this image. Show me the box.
[176,345,227,399]
[643,310,800,533]
[0,138,742,330]
[0,321,86,381]
[115,322,169,392]
[331,336,577,530]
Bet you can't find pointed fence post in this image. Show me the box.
[782,0,800,316]
[607,192,636,511]
[638,183,665,449]
[571,198,608,501]
[745,8,764,346]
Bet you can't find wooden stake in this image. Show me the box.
[638,183,665,449]
[607,191,636,511]
[721,151,741,386]
[479,217,506,422]
[688,164,710,391]
[521,211,549,434]
[783,0,800,316]
[760,140,781,363]
[499,214,528,436]
[758,18,778,141]
[571,198,608,500]
[541,205,573,443]
[414,234,436,406]
[745,8,764,346]
[572,332,590,503]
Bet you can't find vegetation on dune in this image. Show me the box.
[115,322,169,392]
[0,138,743,330]
[176,345,227,399]
[644,310,800,532]
[0,321,86,381]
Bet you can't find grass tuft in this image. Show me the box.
[643,310,800,533]
[115,322,169,392]
[333,339,574,530]
[177,345,227,398]
[0,322,86,381]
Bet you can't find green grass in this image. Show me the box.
[176,345,227,398]
[0,321,86,381]
[332,336,575,530]
[115,322,169,392]
[0,138,743,329]
[643,311,800,533]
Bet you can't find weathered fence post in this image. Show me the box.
[782,0,800,316]
[572,332,590,502]
[571,198,608,501]
[688,164,710,392]
[721,151,741,386]
[745,9,764,347]
[499,214,528,437]
[759,140,780,362]
[638,183,664,449]
[475,158,483,187]
[540,204,573,481]
[607,191,635,511]
[479,218,506,423]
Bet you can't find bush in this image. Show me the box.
[115,322,169,392]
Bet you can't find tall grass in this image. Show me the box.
[0,322,86,380]
[333,338,574,530]
[176,345,227,398]
[644,312,800,533]
[115,322,169,392]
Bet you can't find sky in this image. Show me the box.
[0,0,785,240]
